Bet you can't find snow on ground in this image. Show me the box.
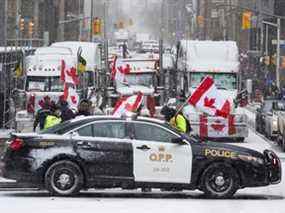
[0,172,284,213]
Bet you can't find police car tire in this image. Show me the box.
[201,162,238,199]
[45,160,84,196]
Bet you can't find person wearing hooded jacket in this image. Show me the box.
[161,105,188,133]
[58,96,75,122]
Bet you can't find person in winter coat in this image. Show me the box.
[76,99,92,117]
[58,96,75,122]
[161,105,189,133]
[43,107,62,129]
[33,97,52,131]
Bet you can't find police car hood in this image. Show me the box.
[203,141,265,158]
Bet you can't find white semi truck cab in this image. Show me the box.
[15,46,77,132]
[177,40,248,141]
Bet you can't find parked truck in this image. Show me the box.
[176,40,248,141]
[106,57,162,116]
[15,46,78,132]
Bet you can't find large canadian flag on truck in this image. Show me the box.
[111,56,130,84]
[188,76,231,118]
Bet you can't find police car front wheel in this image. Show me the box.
[45,160,84,196]
[201,162,239,198]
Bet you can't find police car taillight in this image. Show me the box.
[9,138,24,151]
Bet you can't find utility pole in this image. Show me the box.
[263,19,281,89]
[277,18,281,90]
[78,0,82,41]
[58,0,65,41]
[89,0,94,42]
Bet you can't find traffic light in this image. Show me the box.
[197,15,204,27]
[281,56,285,69]
[93,17,101,35]
[28,21,34,36]
[19,18,25,31]
[242,11,252,30]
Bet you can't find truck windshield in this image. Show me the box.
[26,76,64,92]
[190,73,237,90]
[121,74,154,87]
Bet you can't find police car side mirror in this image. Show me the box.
[171,137,185,145]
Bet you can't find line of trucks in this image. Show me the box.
[13,40,248,141]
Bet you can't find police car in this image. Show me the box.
[0,116,281,198]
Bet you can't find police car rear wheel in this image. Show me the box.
[45,160,84,196]
[201,162,238,198]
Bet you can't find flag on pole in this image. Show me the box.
[15,60,23,78]
[111,56,130,84]
[63,83,79,109]
[61,60,80,85]
[112,93,143,117]
[188,76,231,118]
[77,48,87,74]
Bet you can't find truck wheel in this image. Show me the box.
[201,162,239,199]
[255,123,260,133]
[45,160,84,196]
[282,133,285,152]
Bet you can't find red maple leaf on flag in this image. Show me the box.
[71,96,77,104]
[211,120,226,132]
[204,97,216,108]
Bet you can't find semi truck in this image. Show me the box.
[176,40,248,141]
[15,46,78,132]
[106,58,162,116]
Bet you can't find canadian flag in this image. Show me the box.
[61,60,79,85]
[146,95,156,117]
[188,76,231,118]
[63,83,79,109]
[200,115,236,138]
[112,93,143,117]
[111,56,130,84]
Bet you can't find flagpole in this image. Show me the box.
[174,96,191,117]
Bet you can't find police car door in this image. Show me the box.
[131,121,192,184]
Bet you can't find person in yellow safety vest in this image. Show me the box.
[170,112,187,133]
[44,109,62,130]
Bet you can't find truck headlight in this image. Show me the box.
[272,120,278,129]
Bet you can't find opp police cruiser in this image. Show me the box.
[0,115,281,198]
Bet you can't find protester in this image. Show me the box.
[57,96,75,122]
[43,107,62,130]
[76,99,92,116]
[33,96,51,132]
[161,103,191,134]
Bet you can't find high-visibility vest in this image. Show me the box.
[44,115,62,129]
[170,114,187,133]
